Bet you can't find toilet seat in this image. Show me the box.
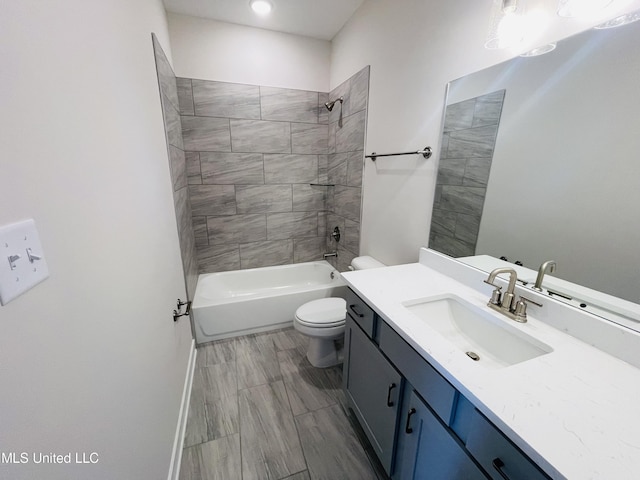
[295,298,346,328]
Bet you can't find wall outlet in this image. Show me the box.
[0,219,50,306]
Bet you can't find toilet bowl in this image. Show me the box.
[294,256,385,368]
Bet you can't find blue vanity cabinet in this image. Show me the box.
[393,388,487,480]
[343,313,403,474]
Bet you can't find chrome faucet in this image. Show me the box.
[484,267,542,323]
[323,252,337,259]
[533,260,556,291]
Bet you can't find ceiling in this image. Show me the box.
[162,0,366,41]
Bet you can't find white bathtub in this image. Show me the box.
[192,261,347,344]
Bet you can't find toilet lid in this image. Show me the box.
[295,298,346,327]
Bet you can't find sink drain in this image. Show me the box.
[466,351,480,361]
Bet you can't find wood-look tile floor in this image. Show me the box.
[179,327,388,480]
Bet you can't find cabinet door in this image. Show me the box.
[344,316,402,474]
[394,390,487,480]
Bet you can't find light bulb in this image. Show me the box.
[250,0,272,15]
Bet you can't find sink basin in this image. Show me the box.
[402,294,552,369]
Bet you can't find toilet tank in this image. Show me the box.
[351,256,385,270]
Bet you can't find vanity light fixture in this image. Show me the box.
[594,10,640,28]
[485,0,526,49]
[520,42,557,56]
[557,0,612,18]
[250,0,273,15]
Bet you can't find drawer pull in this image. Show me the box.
[492,458,512,480]
[349,304,365,318]
[405,407,417,434]
[386,383,397,407]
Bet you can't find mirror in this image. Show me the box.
[430,17,640,326]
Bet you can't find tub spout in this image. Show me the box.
[323,252,337,259]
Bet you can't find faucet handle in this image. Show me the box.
[483,280,502,305]
[514,295,543,323]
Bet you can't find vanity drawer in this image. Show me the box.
[466,411,551,480]
[345,288,377,339]
[378,320,456,423]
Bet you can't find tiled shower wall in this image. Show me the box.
[176,66,370,273]
[325,67,370,272]
[152,35,198,299]
[429,89,505,257]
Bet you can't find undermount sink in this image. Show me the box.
[402,294,552,369]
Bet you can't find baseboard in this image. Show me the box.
[167,340,197,480]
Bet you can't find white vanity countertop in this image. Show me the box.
[342,261,640,480]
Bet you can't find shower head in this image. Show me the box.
[324,96,344,112]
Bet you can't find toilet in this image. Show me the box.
[294,256,385,367]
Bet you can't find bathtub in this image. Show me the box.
[192,261,348,344]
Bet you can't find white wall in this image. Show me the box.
[331,0,640,266]
[0,1,192,479]
[167,13,331,91]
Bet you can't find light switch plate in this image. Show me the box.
[0,219,50,306]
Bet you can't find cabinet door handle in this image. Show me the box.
[349,304,365,318]
[386,383,396,407]
[492,458,512,480]
[405,407,417,434]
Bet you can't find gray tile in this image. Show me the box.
[200,152,264,185]
[205,395,238,440]
[239,240,293,269]
[152,35,179,112]
[165,101,184,149]
[282,471,311,480]
[463,157,493,188]
[197,244,240,273]
[186,151,202,185]
[327,153,348,186]
[473,89,505,127]
[230,119,291,154]
[189,185,236,216]
[239,381,306,480]
[169,145,187,191]
[293,184,326,212]
[177,77,195,115]
[180,434,242,480]
[291,123,328,154]
[182,116,231,152]
[296,404,376,480]
[328,121,336,154]
[343,219,360,253]
[429,231,476,258]
[264,154,318,184]
[349,66,370,114]
[440,133,450,159]
[261,87,319,123]
[278,348,341,416]
[199,364,238,403]
[197,339,236,367]
[317,211,327,238]
[193,216,209,246]
[444,98,475,132]
[193,79,260,119]
[236,185,292,214]
[184,373,208,448]
[294,237,326,263]
[336,246,358,273]
[333,186,361,223]
[436,157,466,186]
[430,208,457,238]
[439,185,486,216]
[267,212,318,240]
[346,151,364,187]
[335,110,366,153]
[454,213,481,245]
[318,92,329,125]
[236,334,282,390]
[207,214,266,245]
[173,187,197,263]
[447,124,499,158]
[265,328,309,352]
[329,79,351,122]
[318,154,328,183]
